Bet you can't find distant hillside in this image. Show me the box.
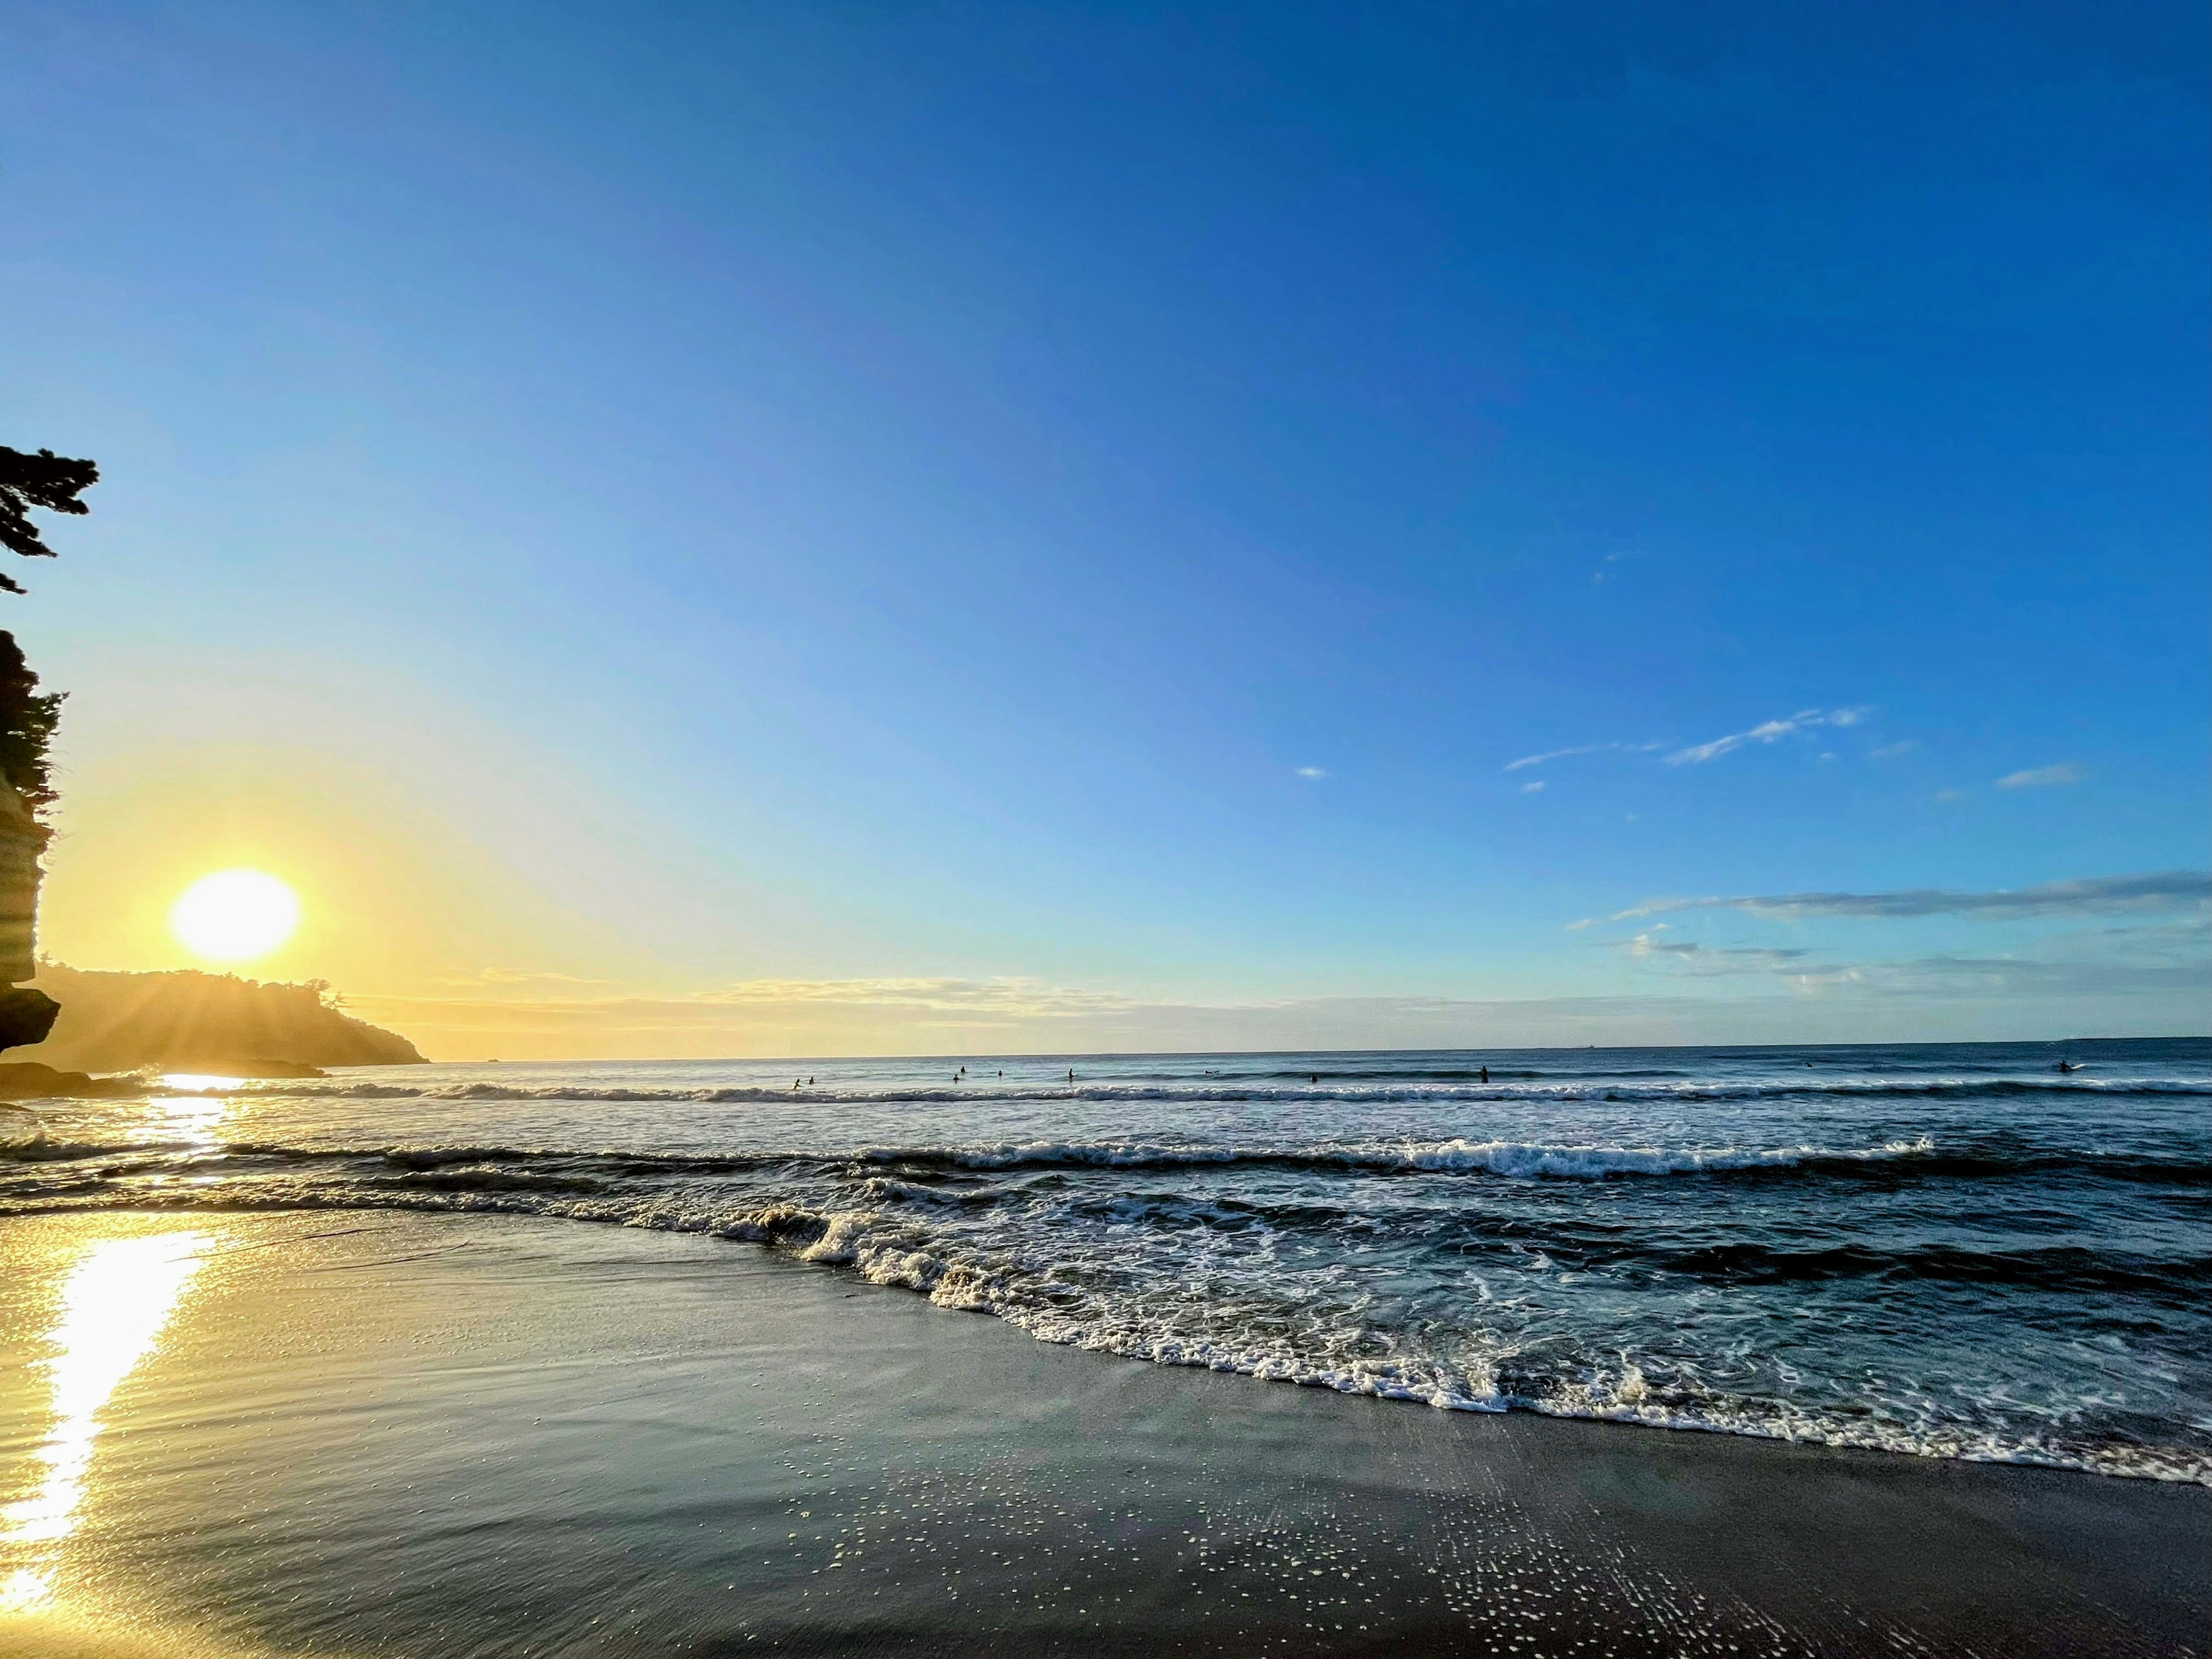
[12,963,426,1072]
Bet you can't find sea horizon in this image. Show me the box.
[385,1032,2212,1067]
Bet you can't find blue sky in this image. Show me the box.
[5,1,2207,1054]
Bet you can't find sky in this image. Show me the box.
[3,0,2207,1058]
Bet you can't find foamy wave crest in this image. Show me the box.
[0,1128,1939,1181]
[3,1150,2204,1484]
[1389,1137,1936,1176]
[854,1135,1937,1179]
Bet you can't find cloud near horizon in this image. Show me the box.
[1779,954,2207,999]
[340,941,2207,1060]
[1618,934,1813,975]
[345,979,1728,1058]
[1611,913,2207,1003]
[1609,870,2210,923]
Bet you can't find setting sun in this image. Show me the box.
[169,869,300,962]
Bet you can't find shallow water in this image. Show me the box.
[5,1039,2206,1483]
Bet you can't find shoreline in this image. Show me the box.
[1,1208,2202,1657]
[7,1173,2195,1488]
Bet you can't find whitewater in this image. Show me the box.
[4,1039,2206,1483]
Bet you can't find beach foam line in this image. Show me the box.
[6,1174,2200,1486]
[21,1153,2203,1301]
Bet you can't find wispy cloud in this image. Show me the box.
[1996,763,2084,789]
[1609,911,2209,999]
[1520,780,1546,794]
[342,944,2208,1060]
[684,977,1141,1015]
[1612,870,2210,923]
[434,968,616,988]
[359,976,1143,1032]
[1780,954,2207,999]
[1295,766,1330,780]
[1870,741,1917,760]
[1502,740,1660,772]
[1616,933,1812,974]
[1665,707,1873,766]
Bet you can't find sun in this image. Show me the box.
[169,870,301,963]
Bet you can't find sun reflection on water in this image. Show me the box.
[0,1232,206,1610]
[158,1074,247,1098]
[143,1085,239,1169]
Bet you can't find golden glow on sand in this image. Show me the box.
[0,1233,207,1611]
[169,870,300,963]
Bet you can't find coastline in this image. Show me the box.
[1,1209,2202,1657]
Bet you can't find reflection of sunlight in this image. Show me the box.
[159,1074,245,1096]
[146,1086,237,1152]
[1,1233,206,1610]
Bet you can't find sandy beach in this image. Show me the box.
[1,1209,2200,1658]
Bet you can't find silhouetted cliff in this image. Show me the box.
[0,781,55,1047]
[12,963,426,1073]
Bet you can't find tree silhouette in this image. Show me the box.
[0,446,96,810]
[1,446,99,594]
[0,635,62,811]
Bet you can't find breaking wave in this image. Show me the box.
[1,1129,1945,1181]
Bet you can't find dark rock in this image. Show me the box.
[0,1060,139,1100]
[0,986,59,1051]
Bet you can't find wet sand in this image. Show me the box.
[0,1210,2202,1657]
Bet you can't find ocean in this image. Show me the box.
[5,1038,2206,1486]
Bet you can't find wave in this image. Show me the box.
[0,1172,2200,1484]
[29,1152,2201,1300]
[10,1161,2207,1297]
[838,1135,1945,1179]
[1640,1239,2212,1297]
[2,1130,1945,1181]
[0,1134,208,1163]
[17,1128,2212,1186]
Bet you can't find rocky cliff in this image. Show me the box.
[13,963,426,1073]
[0,779,57,1049]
